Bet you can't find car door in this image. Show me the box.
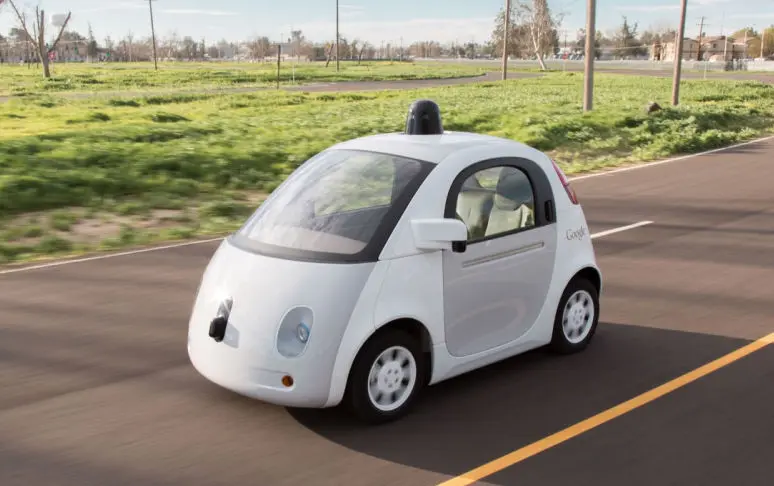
[442,157,558,358]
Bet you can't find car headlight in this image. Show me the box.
[276,306,314,358]
[296,322,310,343]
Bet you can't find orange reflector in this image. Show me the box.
[281,375,294,387]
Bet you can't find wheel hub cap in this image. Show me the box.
[378,362,404,391]
[367,345,417,412]
[562,290,594,344]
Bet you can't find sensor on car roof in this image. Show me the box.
[405,99,443,136]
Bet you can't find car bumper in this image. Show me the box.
[187,331,337,409]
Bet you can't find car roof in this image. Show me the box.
[329,131,535,165]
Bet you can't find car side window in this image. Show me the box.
[453,165,536,241]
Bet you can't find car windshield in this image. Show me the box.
[235,149,430,257]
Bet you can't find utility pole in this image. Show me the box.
[761,29,766,59]
[583,0,596,112]
[502,0,511,81]
[148,0,158,71]
[696,16,708,61]
[335,0,339,71]
[721,12,729,63]
[672,0,688,106]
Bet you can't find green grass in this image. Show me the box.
[0,61,489,97]
[2,71,774,265]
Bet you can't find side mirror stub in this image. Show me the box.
[451,240,467,253]
[411,218,469,252]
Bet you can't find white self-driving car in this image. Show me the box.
[187,100,602,423]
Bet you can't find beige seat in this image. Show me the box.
[456,183,494,240]
[485,167,535,237]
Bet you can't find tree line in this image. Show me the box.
[490,2,773,64]
[1,0,771,79]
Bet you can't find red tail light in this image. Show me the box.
[550,159,579,205]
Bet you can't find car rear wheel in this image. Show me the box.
[549,277,599,354]
[344,329,426,424]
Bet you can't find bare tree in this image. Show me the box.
[126,31,135,62]
[514,0,562,70]
[86,23,98,61]
[410,41,442,59]
[104,36,115,60]
[7,0,72,77]
[357,41,369,64]
[491,6,530,60]
[182,36,197,60]
[246,36,271,61]
[289,30,312,60]
[166,32,181,60]
[350,39,360,61]
[324,41,335,67]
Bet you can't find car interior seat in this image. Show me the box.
[485,167,535,237]
[455,178,494,240]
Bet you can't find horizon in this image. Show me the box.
[0,0,771,46]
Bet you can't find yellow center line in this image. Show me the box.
[437,331,774,486]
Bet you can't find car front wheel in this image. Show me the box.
[549,277,600,354]
[344,329,426,424]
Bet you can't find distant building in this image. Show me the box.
[51,40,89,62]
[656,38,699,61]
[653,36,749,61]
[697,36,747,61]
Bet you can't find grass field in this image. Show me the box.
[0,61,490,97]
[2,71,774,265]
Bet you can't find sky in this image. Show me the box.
[1,0,772,46]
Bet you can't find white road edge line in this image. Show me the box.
[1,133,770,275]
[591,221,653,239]
[0,221,653,276]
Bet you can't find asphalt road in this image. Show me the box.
[1,138,773,486]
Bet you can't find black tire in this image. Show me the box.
[344,329,427,425]
[549,277,600,354]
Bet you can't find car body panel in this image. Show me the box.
[442,223,558,357]
[187,239,375,407]
[187,129,602,410]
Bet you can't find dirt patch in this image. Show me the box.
[244,192,269,206]
[1,192,268,264]
[68,217,125,243]
[2,206,197,248]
